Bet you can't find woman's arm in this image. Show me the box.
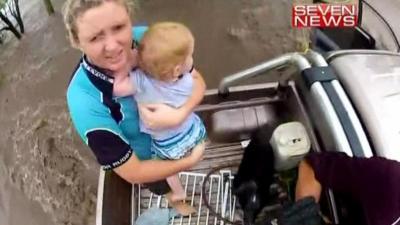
[139,69,206,129]
[114,144,204,183]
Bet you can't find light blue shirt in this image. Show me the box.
[130,68,196,140]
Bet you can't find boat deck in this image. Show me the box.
[133,141,245,225]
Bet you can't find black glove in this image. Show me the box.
[278,197,321,225]
[256,197,322,225]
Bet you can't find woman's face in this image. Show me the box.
[75,1,132,73]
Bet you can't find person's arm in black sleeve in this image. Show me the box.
[296,151,399,201]
[296,151,400,225]
[309,152,360,193]
[296,151,362,201]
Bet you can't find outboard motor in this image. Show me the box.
[233,126,275,225]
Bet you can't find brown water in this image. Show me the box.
[0,0,308,224]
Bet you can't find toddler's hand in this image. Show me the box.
[129,48,139,69]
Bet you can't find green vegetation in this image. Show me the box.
[0,0,6,10]
[0,73,5,88]
[43,0,54,15]
[34,119,49,131]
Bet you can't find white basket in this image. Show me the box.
[133,171,240,225]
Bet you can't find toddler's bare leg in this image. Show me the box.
[167,142,205,202]
[166,174,186,202]
[165,143,205,215]
[166,175,196,215]
[166,192,196,216]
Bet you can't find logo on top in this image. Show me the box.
[292,3,358,28]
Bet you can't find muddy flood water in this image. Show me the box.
[0,0,308,224]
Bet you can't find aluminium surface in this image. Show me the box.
[329,51,400,160]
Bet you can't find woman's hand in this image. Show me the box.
[139,104,189,129]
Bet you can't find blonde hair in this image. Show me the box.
[138,22,194,81]
[62,0,135,45]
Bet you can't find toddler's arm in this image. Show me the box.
[139,68,206,129]
[113,75,136,97]
[187,68,206,108]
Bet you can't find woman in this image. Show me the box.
[63,0,205,195]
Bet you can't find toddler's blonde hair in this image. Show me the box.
[138,22,194,81]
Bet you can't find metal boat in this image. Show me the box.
[95,48,400,225]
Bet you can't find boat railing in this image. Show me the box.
[218,52,311,95]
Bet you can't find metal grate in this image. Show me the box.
[133,170,241,225]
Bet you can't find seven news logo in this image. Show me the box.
[292,4,358,28]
